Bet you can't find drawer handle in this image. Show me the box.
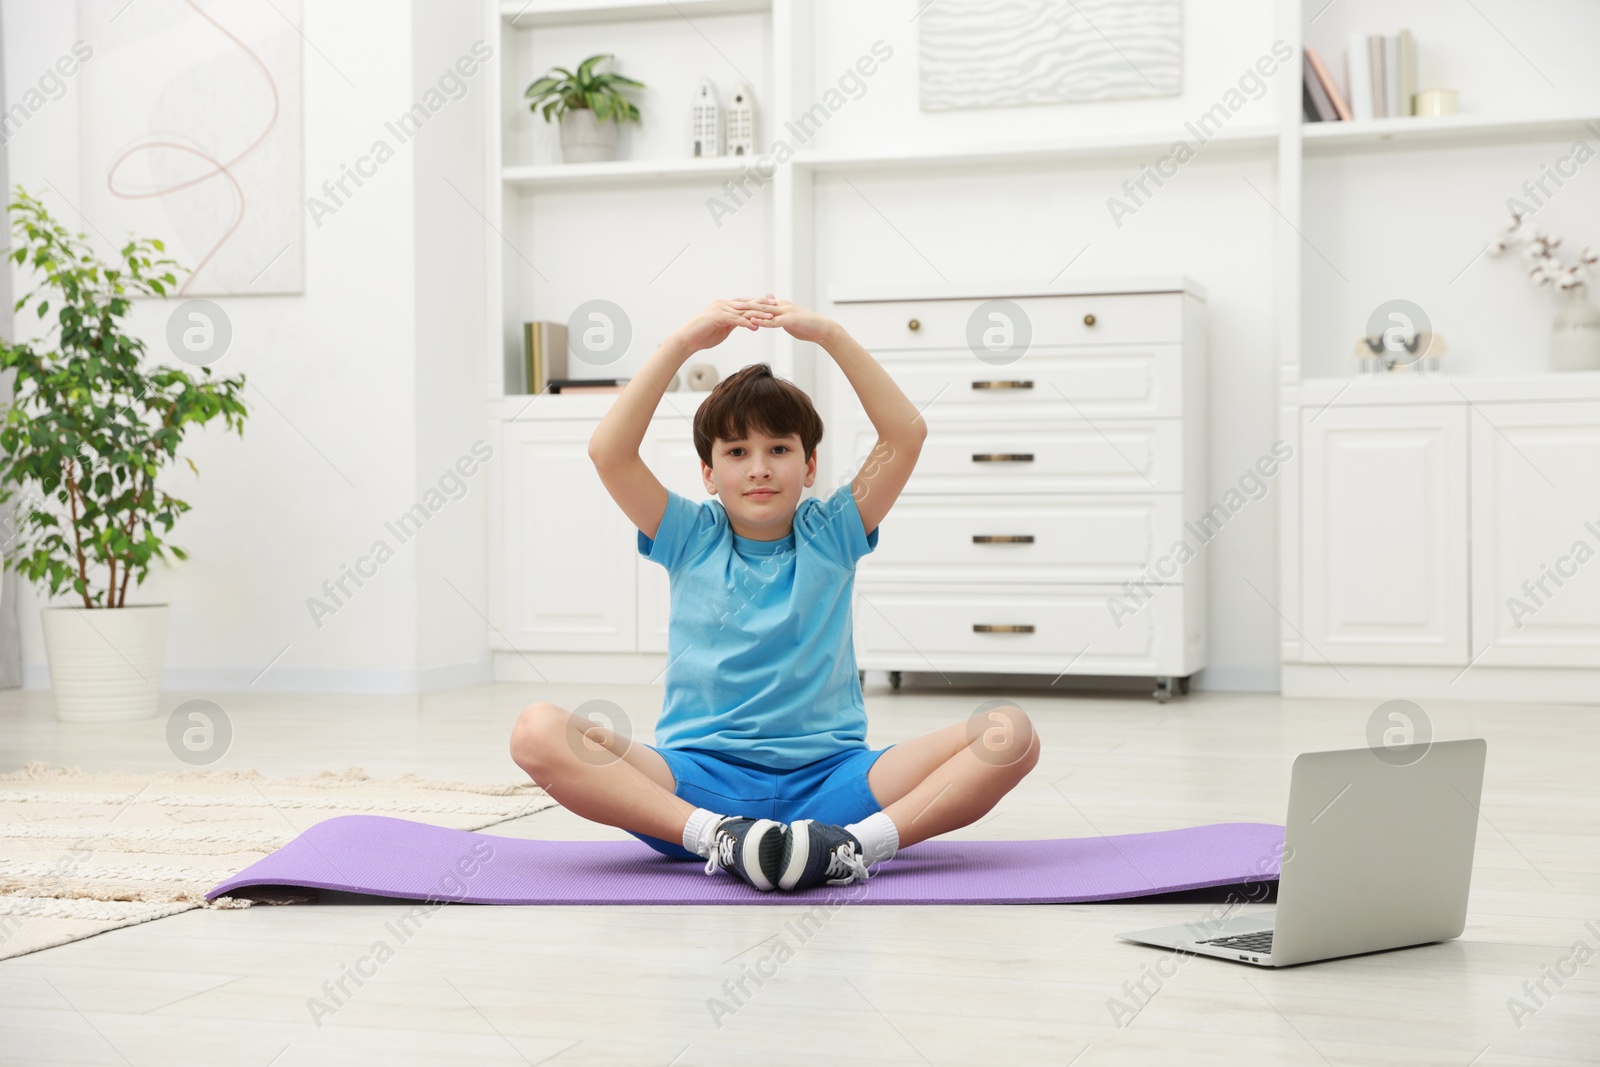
[972,534,1034,543]
[971,380,1034,390]
[1083,313,1096,327]
[974,624,1035,634]
[972,452,1034,463]
[907,318,920,331]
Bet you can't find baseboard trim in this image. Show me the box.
[1189,665,1282,692]
[1282,663,1600,704]
[20,659,495,695]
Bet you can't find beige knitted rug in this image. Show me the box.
[0,762,556,961]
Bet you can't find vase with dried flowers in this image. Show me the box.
[1487,208,1600,372]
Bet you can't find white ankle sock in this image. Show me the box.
[682,807,727,858]
[844,811,900,865]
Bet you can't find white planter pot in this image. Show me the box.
[41,604,169,723]
[1550,285,1600,372]
[558,108,619,163]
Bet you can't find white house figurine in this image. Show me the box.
[727,82,756,156]
[691,78,722,157]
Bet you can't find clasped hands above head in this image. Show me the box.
[673,296,837,353]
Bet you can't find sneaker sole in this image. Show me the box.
[778,818,813,891]
[743,819,782,891]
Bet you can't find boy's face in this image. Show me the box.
[702,428,816,541]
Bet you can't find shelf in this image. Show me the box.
[504,125,1280,189]
[1302,111,1600,153]
[792,124,1278,175]
[503,156,759,191]
[500,0,768,28]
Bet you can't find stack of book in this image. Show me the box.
[506,321,632,395]
[1304,30,1419,123]
[507,321,566,395]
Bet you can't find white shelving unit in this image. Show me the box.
[480,0,1600,688]
[484,0,1598,395]
[1277,0,1600,699]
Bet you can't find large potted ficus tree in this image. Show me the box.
[0,187,248,722]
[524,52,645,163]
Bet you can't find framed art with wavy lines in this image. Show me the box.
[77,0,304,295]
[918,0,1183,111]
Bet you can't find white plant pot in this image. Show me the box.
[41,604,169,723]
[558,108,619,163]
[1550,285,1600,372]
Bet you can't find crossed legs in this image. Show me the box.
[509,702,692,843]
[866,704,1040,848]
[508,701,1041,852]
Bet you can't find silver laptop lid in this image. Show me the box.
[1272,738,1487,966]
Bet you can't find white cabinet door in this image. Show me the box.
[1300,405,1469,665]
[637,427,710,653]
[1470,400,1600,666]
[500,420,635,652]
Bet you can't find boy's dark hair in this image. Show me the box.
[693,363,824,468]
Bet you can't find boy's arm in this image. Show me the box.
[756,296,927,538]
[587,331,691,464]
[588,298,769,540]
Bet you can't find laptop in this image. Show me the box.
[1118,738,1487,967]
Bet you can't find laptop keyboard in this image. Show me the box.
[1198,931,1273,954]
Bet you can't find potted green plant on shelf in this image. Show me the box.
[524,52,645,164]
[0,187,249,723]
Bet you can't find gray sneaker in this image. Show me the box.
[703,817,787,891]
[778,819,872,891]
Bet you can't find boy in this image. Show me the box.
[509,295,1040,892]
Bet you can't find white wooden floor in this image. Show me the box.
[1,682,1595,1066]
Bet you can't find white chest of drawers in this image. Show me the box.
[825,280,1208,700]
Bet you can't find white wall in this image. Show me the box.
[2,0,490,693]
[7,0,1594,695]
[410,0,493,690]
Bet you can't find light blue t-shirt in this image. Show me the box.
[637,480,880,771]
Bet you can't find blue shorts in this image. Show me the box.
[630,743,894,860]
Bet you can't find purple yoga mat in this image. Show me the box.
[207,815,1284,905]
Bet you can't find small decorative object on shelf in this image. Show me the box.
[1412,88,1458,117]
[685,363,720,391]
[1488,208,1600,371]
[1550,286,1600,371]
[1354,298,1446,375]
[524,53,644,164]
[691,77,722,157]
[727,82,756,156]
[1353,329,1448,374]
